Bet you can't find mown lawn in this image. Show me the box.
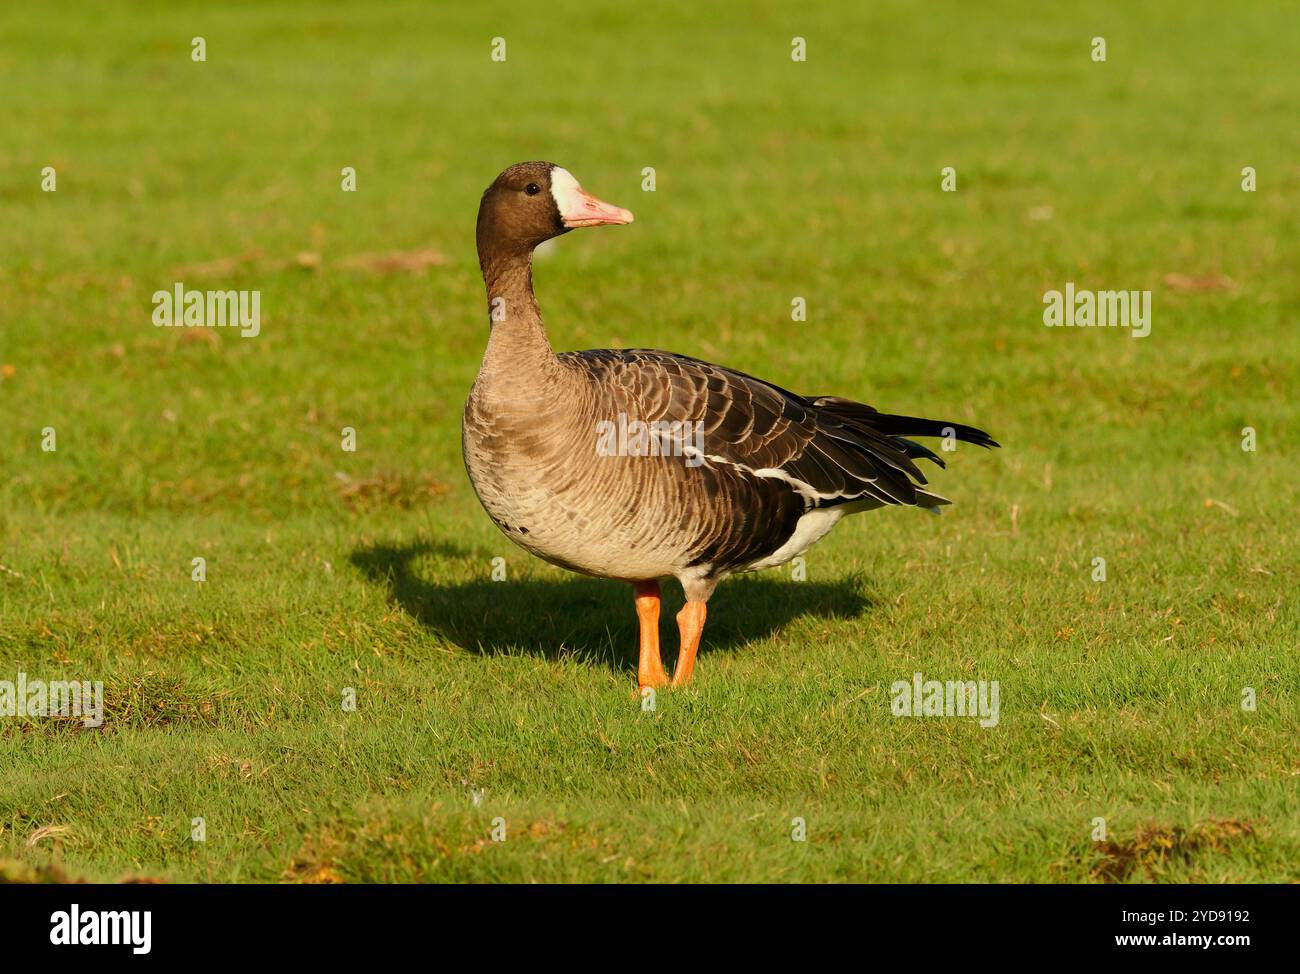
[1,0,1297,882]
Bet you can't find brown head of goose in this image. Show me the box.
[463,161,998,690]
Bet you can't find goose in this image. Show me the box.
[463,162,998,690]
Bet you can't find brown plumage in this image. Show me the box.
[462,161,998,689]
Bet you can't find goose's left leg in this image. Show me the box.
[671,573,717,687]
[671,602,707,686]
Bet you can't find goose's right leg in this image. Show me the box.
[634,580,668,690]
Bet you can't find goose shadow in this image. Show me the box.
[349,541,874,674]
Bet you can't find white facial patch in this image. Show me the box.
[549,166,582,219]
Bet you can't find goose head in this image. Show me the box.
[477,162,633,263]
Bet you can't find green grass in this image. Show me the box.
[2,0,1298,882]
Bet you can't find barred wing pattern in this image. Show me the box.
[561,348,997,577]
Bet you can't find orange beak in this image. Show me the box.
[560,187,635,229]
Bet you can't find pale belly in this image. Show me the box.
[462,424,690,581]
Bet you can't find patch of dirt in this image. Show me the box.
[335,249,447,274]
[0,859,78,883]
[283,827,350,884]
[101,674,226,729]
[172,251,265,277]
[172,247,447,279]
[1089,818,1258,882]
[335,471,451,512]
[1162,272,1235,292]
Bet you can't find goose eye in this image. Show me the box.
[525,183,541,196]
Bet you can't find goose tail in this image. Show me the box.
[809,396,999,473]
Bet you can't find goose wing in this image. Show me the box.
[563,348,995,511]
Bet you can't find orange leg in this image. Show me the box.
[671,601,708,687]
[634,581,668,689]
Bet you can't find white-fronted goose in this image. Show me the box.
[463,161,998,690]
